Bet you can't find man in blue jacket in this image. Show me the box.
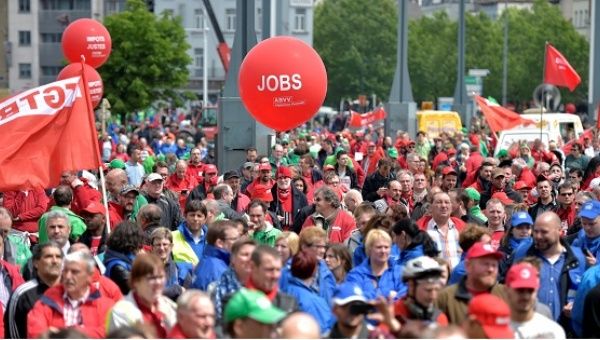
[511,211,585,330]
[570,200,600,264]
[191,220,240,290]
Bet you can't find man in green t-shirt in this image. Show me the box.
[248,200,281,247]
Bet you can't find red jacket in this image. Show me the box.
[92,268,123,302]
[186,163,205,184]
[28,285,115,339]
[1,259,24,291]
[302,210,356,244]
[234,192,251,213]
[556,204,577,236]
[166,173,198,210]
[465,151,483,175]
[517,167,537,189]
[350,158,366,188]
[107,201,124,230]
[71,181,102,215]
[361,153,382,176]
[4,189,49,233]
[416,216,466,232]
[167,323,216,339]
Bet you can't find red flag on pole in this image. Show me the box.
[474,95,536,133]
[544,44,581,92]
[348,107,387,127]
[0,76,102,191]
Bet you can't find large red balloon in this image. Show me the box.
[62,18,112,68]
[238,36,327,131]
[57,63,103,108]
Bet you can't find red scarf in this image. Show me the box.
[134,293,167,338]
[246,276,278,301]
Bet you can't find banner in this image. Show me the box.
[0,76,101,190]
[544,43,581,92]
[349,107,387,127]
[474,95,535,133]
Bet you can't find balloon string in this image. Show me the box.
[80,55,86,64]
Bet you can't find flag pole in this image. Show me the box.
[541,42,548,142]
[80,55,111,235]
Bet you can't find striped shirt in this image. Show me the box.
[7,279,43,339]
[426,218,462,269]
[63,289,89,327]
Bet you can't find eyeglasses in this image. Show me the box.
[559,192,574,196]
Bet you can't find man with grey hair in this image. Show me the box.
[6,242,63,339]
[136,203,163,242]
[343,189,363,213]
[512,157,536,189]
[213,184,244,220]
[203,198,221,225]
[27,250,116,338]
[302,186,356,243]
[45,210,72,254]
[168,290,216,338]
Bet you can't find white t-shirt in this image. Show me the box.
[511,312,566,339]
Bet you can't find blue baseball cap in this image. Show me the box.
[332,282,367,306]
[511,211,533,227]
[579,200,600,220]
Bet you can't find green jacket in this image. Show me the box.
[6,233,32,270]
[252,223,282,247]
[38,206,87,244]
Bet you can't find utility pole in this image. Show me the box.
[452,0,469,126]
[589,0,600,121]
[217,0,273,172]
[385,0,416,138]
[501,0,509,106]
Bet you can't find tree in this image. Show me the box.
[100,0,192,117]
[314,0,397,106]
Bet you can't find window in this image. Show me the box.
[40,0,91,10]
[41,66,62,76]
[225,8,236,32]
[195,8,204,29]
[18,0,31,12]
[584,9,589,25]
[19,63,32,79]
[18,31,31,46]
[41,33,62,43]
[105,0,125,15]
[194,48,204,77]
[293,8,307,32]
[256,8,262,32]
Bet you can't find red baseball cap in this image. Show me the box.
[204,164,218,175]
[442,166,457,177]
[276,166,292,179]
[250,184,273,202]
[368,142,376,147]
[81,202,106,216]
[468,294,514,339]
[491,192,514,205]
[513,181,531,191]
[323,164,335,171]
[258,163,272,172]
[506,263,539,289]
[466,242,504,261]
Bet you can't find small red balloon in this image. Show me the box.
[238,36,327,131]
[57,63,103,108]
[62,18,112,68]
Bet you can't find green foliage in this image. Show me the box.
[314,0,589,107]
[314,0,397,105]
[100,0,193,116]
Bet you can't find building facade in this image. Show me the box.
[418,0,591,40]
[153,0,315,103]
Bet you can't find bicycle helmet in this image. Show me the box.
[402,256,444,282]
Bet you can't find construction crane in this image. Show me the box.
[202,0,231,72]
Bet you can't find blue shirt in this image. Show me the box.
[538,253,565,321]
[572,264,600,337]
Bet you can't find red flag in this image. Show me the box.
[348,107,387,127]
[562,128,593,154]
[474,95,536,133]
[544,44,581,92]
[0,76,101,191]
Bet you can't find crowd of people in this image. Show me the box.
[2,112,600,339]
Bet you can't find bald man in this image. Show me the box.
[280,312,320,339]
[508,211,586,327]
[104,169,128,201]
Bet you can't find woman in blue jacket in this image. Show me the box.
[345,229,407,300]
[392,218,439,267]
[352,216,400,266]
[284,250,334,335]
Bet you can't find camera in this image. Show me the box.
[348,302,375,315]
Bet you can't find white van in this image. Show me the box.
[494,112,583,156]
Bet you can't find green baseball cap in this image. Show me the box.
[387,147,399,159]
[465,187,480,201]
[109,159,126,170]
[496,149,508,158]
[224,289,286,325]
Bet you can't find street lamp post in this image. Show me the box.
[502,0,508,106]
